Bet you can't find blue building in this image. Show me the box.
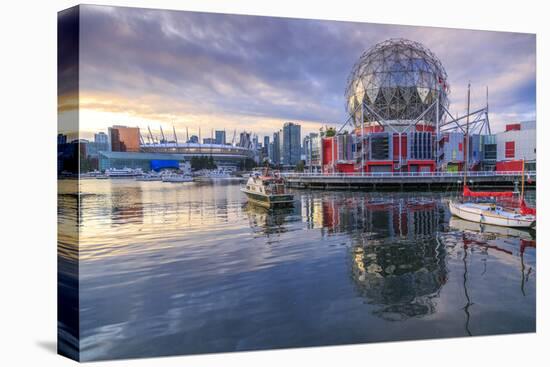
[281,122,301,166]
[272,131,281,165]
[215,130,226,145]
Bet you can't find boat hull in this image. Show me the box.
[241,188,294,209]
[449,201,535,228]
[162,178,193,183]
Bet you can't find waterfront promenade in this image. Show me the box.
[283,171,536,190]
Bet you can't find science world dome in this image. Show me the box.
[345,38,450,128]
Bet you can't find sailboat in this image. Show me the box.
[448,84,536,228]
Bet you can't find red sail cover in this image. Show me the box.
[463,185,514,198]
[520,199,536,216]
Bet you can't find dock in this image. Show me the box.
[283,171,536,191]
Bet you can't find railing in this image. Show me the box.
[281,171,536,179]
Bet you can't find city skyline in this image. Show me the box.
[59,5,536,140]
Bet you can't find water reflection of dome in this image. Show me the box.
[302,193,449,320]
[351,239,447,320]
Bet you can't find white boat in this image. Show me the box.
[240,168,294,209]
[449,200,535,228]
[136,172,163,181]
[102,167,143,178]
[162,173,193,183]
[194,169,241,182]
[448,84,536,230]
[80,170,102,178]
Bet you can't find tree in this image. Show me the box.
[190,155,217,171]
[239,158,256,171]
[295,160,305,172]
[324,127,336,137]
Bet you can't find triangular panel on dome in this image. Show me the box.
[382,86,396,104]
[347,93,356,114]
[366,87,379,104]
[417,86,430,103]
[355,78,366,105]
[401,86,412,104]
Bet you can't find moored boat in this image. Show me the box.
[162,172,193,183]
[241,168,294,209]
[447,84,535,229]
[136,172,163,181]
[449,200,535,228]
[102,167,143,179]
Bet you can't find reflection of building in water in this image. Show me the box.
[317,195,441,239]
[301,195,325,230]
[313,195,448,320]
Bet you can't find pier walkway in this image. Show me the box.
[282,171,536,190]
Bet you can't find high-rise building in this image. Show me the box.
[281,122,301,166]
[94,132,110,152]
[268,142,273,163]
[108,125,140,152]
[262,136,270,161]
[239,132,252,149]
[272,131,281,165]
[94,132,108,144]
[215,130,226,145]
[252,135,259,149]
[304,132,321,171]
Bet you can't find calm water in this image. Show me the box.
[58,179,536,361]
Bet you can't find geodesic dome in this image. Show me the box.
[345,39,450,128]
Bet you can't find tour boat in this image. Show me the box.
[195,168,241,181]
[162,172,193,183]
[136,172,163,181]
[241,168,294,209]
[102,167,143,178]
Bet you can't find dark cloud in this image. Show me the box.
[58,6,80,99]
[77,5,536,134]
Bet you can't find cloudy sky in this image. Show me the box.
[59,5,536,141]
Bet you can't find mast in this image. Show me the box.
[521,158,525,199]
[463,82,471,187]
